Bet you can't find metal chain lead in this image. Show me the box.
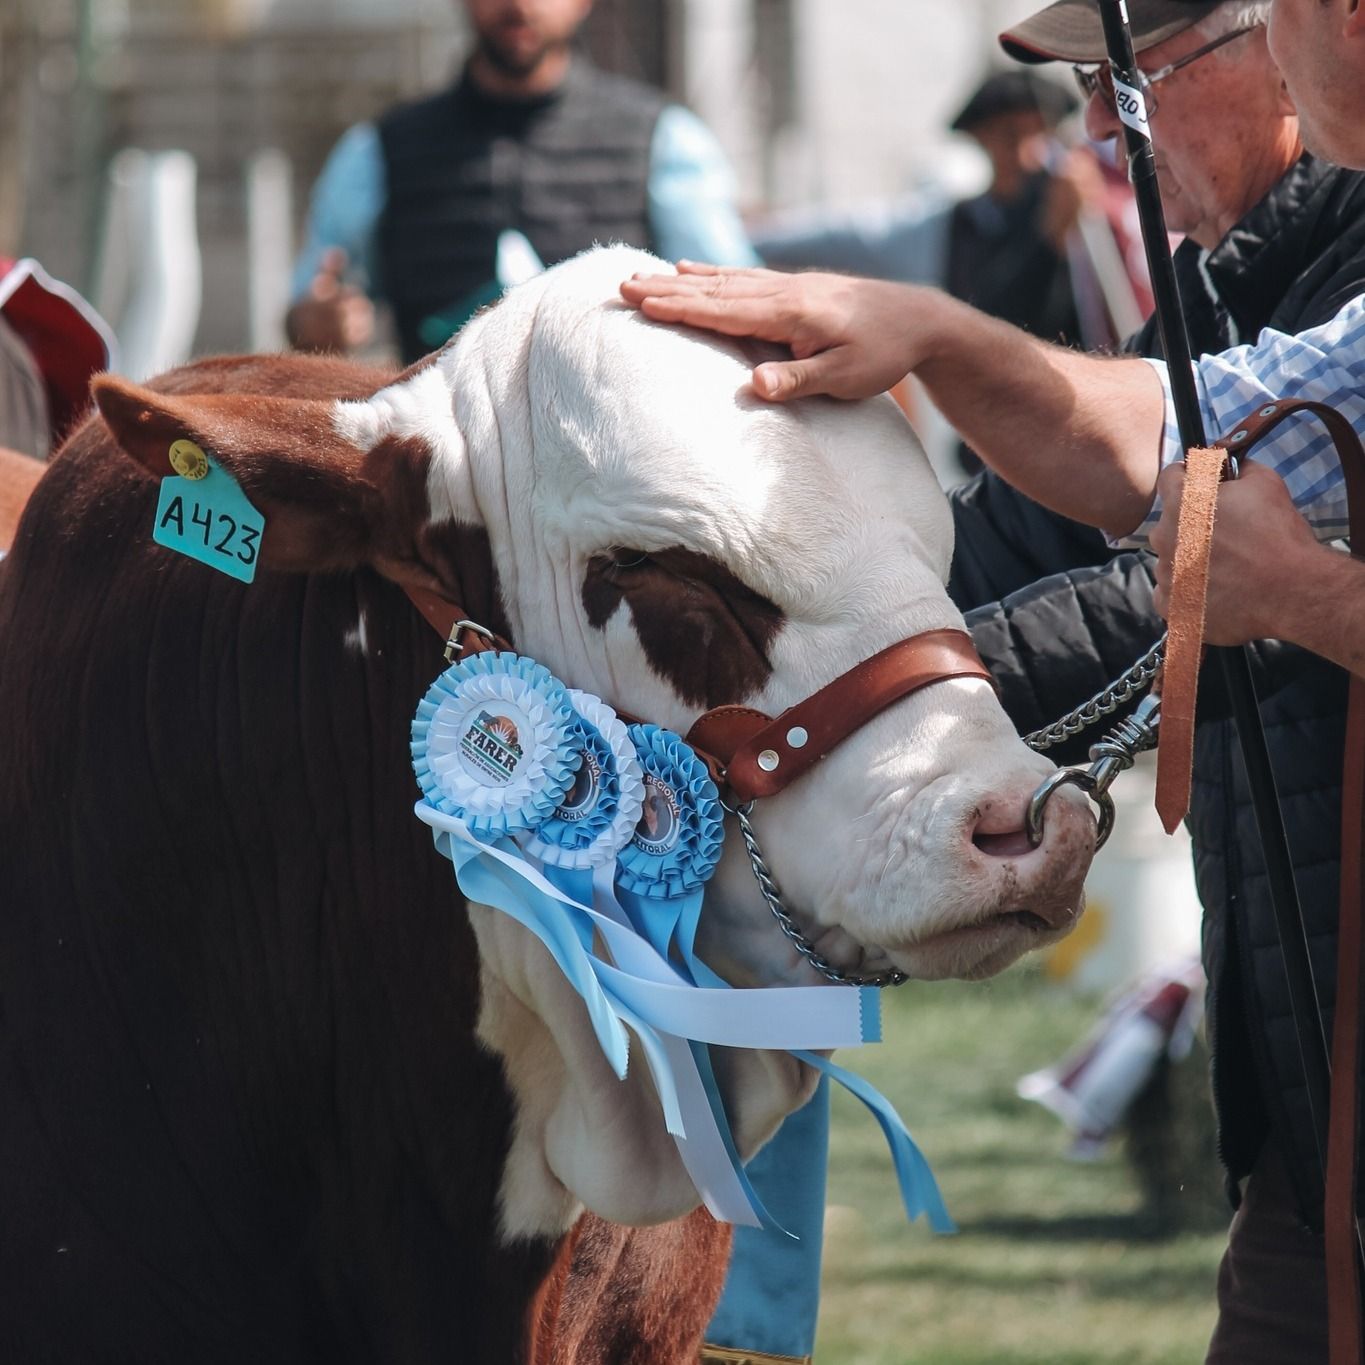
[728,801,908,989]
[1023,635,1166,753]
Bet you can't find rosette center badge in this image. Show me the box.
[459,703,532,788]
[557,750,602,823]
[635,774,682,857]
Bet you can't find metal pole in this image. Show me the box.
[1096,0,1333,1182]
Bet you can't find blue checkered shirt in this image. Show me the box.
[1133,292,1365,544]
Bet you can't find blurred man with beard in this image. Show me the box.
[287,0,755,363]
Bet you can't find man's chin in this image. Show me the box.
[1299,121,1363,175]
[479,36,555,79]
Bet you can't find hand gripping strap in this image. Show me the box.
[686,630,993,803]
[1201,399,1365,1365]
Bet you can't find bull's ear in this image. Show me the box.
[92,376,448,579]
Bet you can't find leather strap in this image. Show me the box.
[402,583,991,809]
[401,584,512,660]
[1194,398,1365,1365]
[1333,666,1365,1365]
[1154,444,1228,834]
[686,629,993,803]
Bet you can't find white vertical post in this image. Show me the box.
[246,148,292,353]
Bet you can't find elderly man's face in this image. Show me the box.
[1269,0,1365,170]
[1082,23,1298,248]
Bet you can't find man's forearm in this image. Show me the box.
[907,289,1167,535]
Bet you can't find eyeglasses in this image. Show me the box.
[1073,25,1259,118]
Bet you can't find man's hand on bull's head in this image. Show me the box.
[620,263,931,403]
[91,245,1094,1227]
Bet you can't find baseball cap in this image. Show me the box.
[1000,0,1222,64]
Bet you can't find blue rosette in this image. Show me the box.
[411,667,952,1253]
[522,691,645,872]
[411,651,579,840]
[617,724,724,901]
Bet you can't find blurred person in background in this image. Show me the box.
[757,68,1148,473]
[758,69,1141,353]
[286,0,756,364]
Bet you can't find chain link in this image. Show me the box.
[729,802,908,989]
[1023,635,1166,753]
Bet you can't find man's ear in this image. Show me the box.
[92,376,454,581]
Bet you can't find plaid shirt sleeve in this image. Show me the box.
[1126,292,1365,545]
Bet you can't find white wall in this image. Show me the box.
[680,0,1059,211]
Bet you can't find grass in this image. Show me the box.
[814,965,1226,1364]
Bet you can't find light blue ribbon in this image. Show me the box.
[793,1049,955,1234]
[538,861,596,953]
[707,1082,831,1359]
[421,801,953,1240]
[431,825,630,1079]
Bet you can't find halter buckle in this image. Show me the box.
[443,618,497,663]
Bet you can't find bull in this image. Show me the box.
[0,247,1093,1362]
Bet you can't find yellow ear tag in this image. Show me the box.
[168,439,209,481]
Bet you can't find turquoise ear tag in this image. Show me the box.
[152,440,264,584]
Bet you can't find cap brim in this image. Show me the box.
[1000,0,1223,65]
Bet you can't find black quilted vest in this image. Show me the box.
[1131,158,1365,1227]
[377,61,663,363]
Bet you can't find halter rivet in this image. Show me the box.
[1259,405,1278,418]
[786,726,809,749]
[758,749,780,772]
[1231,430,1249,444]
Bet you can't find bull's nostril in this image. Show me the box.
[973,828,1035,859]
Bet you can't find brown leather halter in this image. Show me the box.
[400,586,993,805]
[684,631,994,802]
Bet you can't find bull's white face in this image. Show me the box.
[334,246,1095,1238]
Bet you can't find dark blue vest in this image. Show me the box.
[377,62,663,362]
